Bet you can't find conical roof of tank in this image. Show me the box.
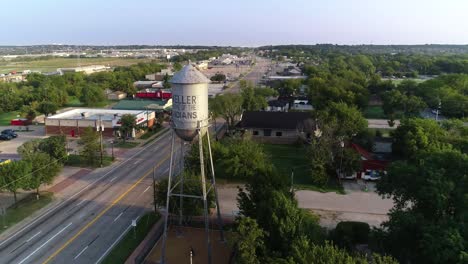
[170,64,211,84]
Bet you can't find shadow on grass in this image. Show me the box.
[0,192,54,235]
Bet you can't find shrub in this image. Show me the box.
[331,221,370,250]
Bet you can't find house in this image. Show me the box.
[107,91,127,100]
[350,143,390,180]
[266,100,289,112]
[237,111,315,144]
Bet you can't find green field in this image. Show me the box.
[0,111,21,126]
[0,192,54,235]
[262,144,343,193]
[0,57,154,74]
[65,154,114,167]
[363,106,386,119]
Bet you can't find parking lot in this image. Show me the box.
[0,125,46,158]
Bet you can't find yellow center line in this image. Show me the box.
[42,152,171,264]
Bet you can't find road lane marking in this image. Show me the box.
[10,231,43,254]
[0,129,171,248]
[26,231,42,242]
[42,153,171,264]
[76,200,86,206]
[143,186,150,193]
[110,177,117,182]
[73,245,88,260]
[18,223,72,264]
[113,212,123,222]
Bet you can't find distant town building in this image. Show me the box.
[58,65,110,75]
[107,91,127,100]
[45,108,155,137]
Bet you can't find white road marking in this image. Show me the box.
[74,245,89,260]
[95,215,141,264]
[113,212,123,222]
[26,231,42,242]
[110,177,117,182]
[0,129,170,248]
[18,222,72,264]
[76,199,86,206]
[143,186,151,193]
[133,160,140,165]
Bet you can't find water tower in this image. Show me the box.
[160,64,224,264]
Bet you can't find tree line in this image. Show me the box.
[0,62,165,118]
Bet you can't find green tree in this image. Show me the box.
[80,84,105,106]
[155,172,214,217]
[17,139,42,160]
[173,62,183,72]
[0,160,31,204]
[79,127,100,166]
[241,82,267,111]
[209,93,243,129]
[37,101,58,117]
[119,114,137,142]
[232,217,265,264]
[375,149,468,264]
[24,152,61,195]
[39,135,67,162]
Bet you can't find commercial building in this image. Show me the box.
[57,65,110,75]
[45,108,155,137]
[112,99,172,112]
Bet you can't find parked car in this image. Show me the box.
[362,170,385,181]
[0,134,12,140]
[1,129,17,138]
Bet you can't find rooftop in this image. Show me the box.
[171,64,211,84]
[112,99,172,111]
[238,111,315,130]
[47,108,146,121]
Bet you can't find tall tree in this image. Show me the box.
[0,160,31,204]
[233,217,265,264]
[209,93,243,129]
[375,149,468,264]
[24,152,61,195]
[119,114,137,142]
[79,127,100,166]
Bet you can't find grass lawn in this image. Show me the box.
[113,141,140,148]
[262,144,344,194]
[0,111,21,126]
[139,127,163,140]
[0,192,53,235]
[102,212,160,264]
[65,154,114,167]
[390,78,427,85]
[363,106,386,119]
[0,57,154,74]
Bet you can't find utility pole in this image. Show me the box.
[436,100,442,121]
[97,114,104,167]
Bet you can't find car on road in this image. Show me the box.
[1,129,17,138]
[0,134,12,140]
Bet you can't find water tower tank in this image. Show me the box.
[170,64,211,141]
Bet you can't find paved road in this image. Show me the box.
[0,129,185,264]
[224,56,272,94]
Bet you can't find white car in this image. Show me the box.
[362,170,385,181]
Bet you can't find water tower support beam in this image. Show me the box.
[206,129,225,242]
[160,130,175,264]
[198,126,212,264]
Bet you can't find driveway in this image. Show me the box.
[0,125,46,158]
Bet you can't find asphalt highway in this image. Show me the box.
[0,129,184,264]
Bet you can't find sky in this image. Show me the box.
[1,0,468,46]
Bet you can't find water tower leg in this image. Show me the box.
[198,128,212,264]
[178,140,184,226]
[160,131,176,264]
[206,130,225,242]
